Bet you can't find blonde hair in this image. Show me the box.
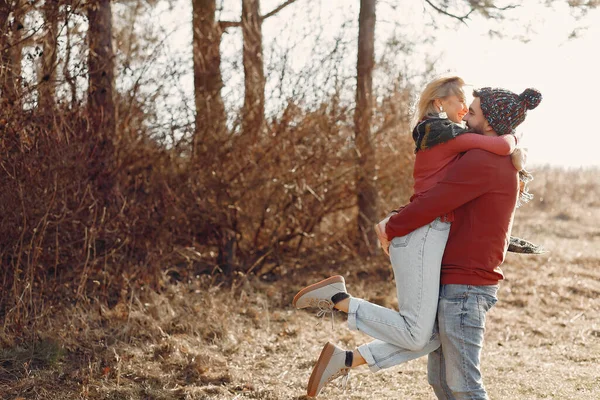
[412,76,466,128]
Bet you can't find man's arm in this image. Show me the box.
[385,150,502,239]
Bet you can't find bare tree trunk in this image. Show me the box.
[0,0,20,108]
[87,0,116,194]
[241,0,265,139]
[8,0,22,108]
[192,0,226,155]
[192,0,232,274]
[0,1,10,106]
[39,0,59,113]
[354,0,378,255]
[64,4,77,109]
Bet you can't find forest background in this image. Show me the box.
[0,0,599,399]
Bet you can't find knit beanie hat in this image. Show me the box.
[474,87,542,135]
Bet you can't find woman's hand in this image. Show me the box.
[374,212,397,256]
[511,147,528,171]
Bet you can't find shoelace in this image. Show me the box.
[313,298,335,329]
[326,367,350,392]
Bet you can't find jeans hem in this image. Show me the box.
[347,297,360,331]
[357,344,381,373]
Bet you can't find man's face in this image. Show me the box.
[463,97,496,136]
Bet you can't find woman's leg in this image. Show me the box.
[305,337,439,396]
[345,219,450,369]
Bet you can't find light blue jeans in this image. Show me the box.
[349,283,499,400]
[347,218,451,370]
[347,218,499,399]
[427,284,499,400]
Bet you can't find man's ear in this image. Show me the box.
[483,121,495,134]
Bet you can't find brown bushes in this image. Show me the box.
[0,90,415,335]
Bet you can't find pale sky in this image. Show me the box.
[158,0,600,168]
[434,4,600,168]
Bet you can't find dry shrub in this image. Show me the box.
[0,79,416,340]
[372,85,416,211]
[0,104,184,334]
[525,165,600,211]
[192,92,415,275]
[0,338,64,378]
[6,275,264,398]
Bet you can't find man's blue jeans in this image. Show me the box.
[427,284,499,400]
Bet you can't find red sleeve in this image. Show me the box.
[441,133,516,156]
[385,150,500,239]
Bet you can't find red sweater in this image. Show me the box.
[386,149,519,286]
[412,133,515,197]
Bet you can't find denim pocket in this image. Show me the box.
[477,294,497,313]
[473,294,497,327]
[390,231,414,248]
[441,285,497,329]
[462,294,487,329]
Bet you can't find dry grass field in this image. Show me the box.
[1,167,599,399]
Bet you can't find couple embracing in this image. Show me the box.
[293,77,542,399]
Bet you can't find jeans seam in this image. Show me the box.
[347,312,357,331]
[358,315,411,331]
[412,223,430,326]
[440,349,453,400]
[440,354,454,400]
[377,349,407,363]
[459,295,472,396]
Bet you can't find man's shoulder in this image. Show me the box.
[464,148,507,160]
[459,149,515,179]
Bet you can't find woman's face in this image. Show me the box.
[439,94,468,123]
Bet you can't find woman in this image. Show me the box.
[292,76,529,397]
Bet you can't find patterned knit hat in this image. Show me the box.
[474,87,542,135]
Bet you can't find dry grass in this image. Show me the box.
[1,166,599,400]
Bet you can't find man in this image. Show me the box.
[292,86,542,399]
[383,86,542,399]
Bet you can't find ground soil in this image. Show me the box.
[2,171,599,400]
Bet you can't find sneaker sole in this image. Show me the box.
[307,342,335,397]
[292,275,345,309]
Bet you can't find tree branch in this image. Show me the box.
[424,0,474,25]
[219,0,301,30]
[491,4,519,12]
[219,20,241,30]
[261,0,299,21]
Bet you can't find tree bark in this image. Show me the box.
[0,1,10,106]
[39,0,59,113]
[0,0,21,108]
[87,0,116,194]
[241,0,265,139]
[8,0,22,109]
[354,0,378,255]
[88,0,115,135]
[192,0,232,273]
[192,0,226,155]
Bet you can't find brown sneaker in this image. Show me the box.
[307,342,350,397]
[292,275,347,310]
